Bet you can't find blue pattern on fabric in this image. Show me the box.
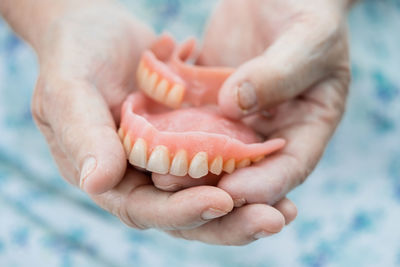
[1,0,400,266]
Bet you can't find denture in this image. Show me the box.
[119,35,285,179]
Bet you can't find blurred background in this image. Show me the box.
[0,0,399,266]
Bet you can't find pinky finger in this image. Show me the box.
[273,197,298,225]
[168,204,285,246]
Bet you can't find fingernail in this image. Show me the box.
[237,82,258,111]
[80,157,97,190]
[201,208,228,220]
[254,231,271,240]
[233,198,246,208]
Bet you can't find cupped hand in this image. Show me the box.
[153,0,351,207]
[30,2,295,245]
[203,0,351,206]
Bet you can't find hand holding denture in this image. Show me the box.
[191,0,352,206]
[25,1,296,245]
[119,35,285,181]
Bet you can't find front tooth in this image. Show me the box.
[147,72,159,94]
[123,135,132,156]
[154,79,169,101]
[165,84,185,108]
[129,138,148,169]
[169,150,188,176]
[210,156,223,175]
[237,158,251,168]
[223,158,235,174]
[146,145,170,174]
[188,152,209,179]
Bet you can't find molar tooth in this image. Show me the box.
[118,128,124,140]
[210,156,223,175]
[154,79,169,101]
[188,152,209,179]
[140,67,150,90]
[129,138,148,169]
[223,158,235,174]
[146,145,170,174]
[147,72,159,94]
[252,155,264,163]
[237,158,251,168]
[169,150,188,176]
[123,135,132,156]
[136,61,144,82]
[165,84,185,108]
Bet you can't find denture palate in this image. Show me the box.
[119,35,285,179]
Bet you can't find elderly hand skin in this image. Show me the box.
[153,0,354,208]
[201,0,353,207]
[0,0,297,245]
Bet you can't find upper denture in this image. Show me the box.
[137,35,234,108]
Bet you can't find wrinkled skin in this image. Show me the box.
[28,2,297,245]
[153,0,351,208]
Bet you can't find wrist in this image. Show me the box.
[0,0,119,51]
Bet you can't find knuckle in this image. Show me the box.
[31,75,49,126]
[115,195,148,230]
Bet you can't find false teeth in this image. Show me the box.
[146,145,170,174]
[237,158,251,169]
[188,152,209,179]
[129,138,148,169]
[223,158,235,174]
[123,135,132,156]
[209,156,223,175]
[169,149,188,176]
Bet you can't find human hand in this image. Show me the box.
[25,1,295,245]
[153,0,351,207]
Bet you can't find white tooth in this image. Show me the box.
[154,79,169,101]
[146,145,170,174]
[136,61,144,82]
[188,152,208,179]
[165,84,184,108]
[147,72,159,94]
[123,135,132,156]
[237,158,251,169]
[140,67,150,91]
[169,150,188,176]
[129,138,148,169]
[209,156,223,175]
[223,158,235,174]
[118,128,124,140]
[252,155,264,163]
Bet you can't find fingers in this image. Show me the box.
[33,78,126,194]
[151,173,219,191]
[92,169,234,230]
[274,197,297,225]
[168,204,285,246]
[218,20,348,119]
[217,121,329,206]
[218,80,347,205]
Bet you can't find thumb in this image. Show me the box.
[218,26,331,119]
[40,78,126,194]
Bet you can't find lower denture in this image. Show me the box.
[119,35,285,179]
[120,92,285,179]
